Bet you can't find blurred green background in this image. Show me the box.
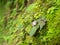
[0,0,60,45]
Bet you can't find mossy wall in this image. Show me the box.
[0,0,60,45]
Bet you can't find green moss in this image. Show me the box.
[0,0,60,45]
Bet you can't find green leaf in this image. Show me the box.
[38,17,46,30]
[39,21,45,30]
[29,26,39,36]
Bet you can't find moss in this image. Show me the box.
[1,0,60,45]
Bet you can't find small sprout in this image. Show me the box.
[29,17,47,36]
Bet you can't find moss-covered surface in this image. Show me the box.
[0,0,60,45]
